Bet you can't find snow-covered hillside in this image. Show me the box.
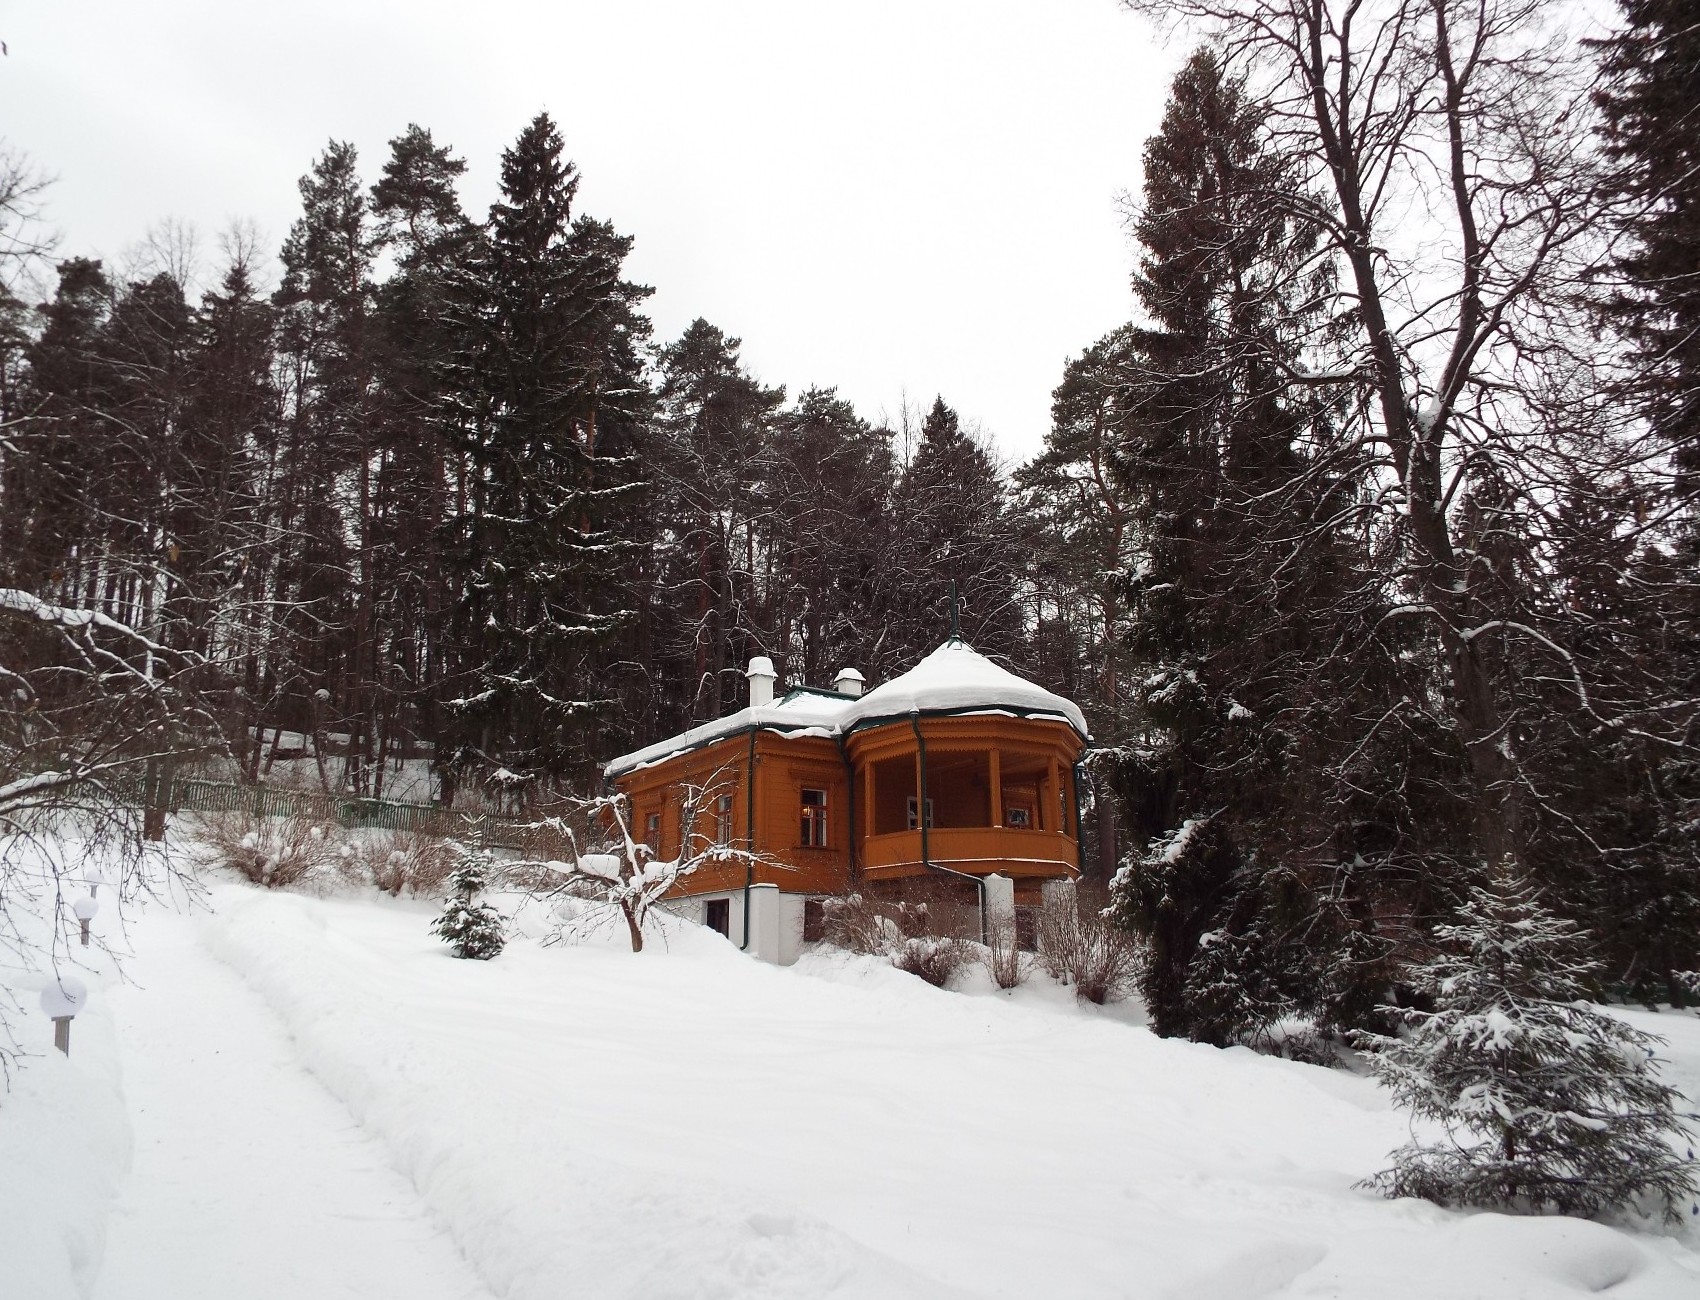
[5,859,1700,1299]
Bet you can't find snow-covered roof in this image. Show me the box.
[603,639,1089,779]
[840,639,1089,736]
[603,691,844,778]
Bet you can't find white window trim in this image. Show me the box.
[905,795,935,830]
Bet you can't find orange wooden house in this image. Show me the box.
[602,638,1091,963]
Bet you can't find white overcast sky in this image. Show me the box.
[2,0,1179,463]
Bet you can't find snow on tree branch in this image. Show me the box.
[522,772,788,952]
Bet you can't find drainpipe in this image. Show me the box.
[911,712,987,944]
[836,733,858,881]
[741,728,758,951]
[1071,759,1087,878]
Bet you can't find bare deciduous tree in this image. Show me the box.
[531,773,786,953]
[0,142,55,289]
[1123,0,1689,875]
[0,589,215,1079]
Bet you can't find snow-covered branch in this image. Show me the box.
[524,776,788,952]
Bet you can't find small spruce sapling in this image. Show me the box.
[432,841,506,961]
[1360,862,1698,1221]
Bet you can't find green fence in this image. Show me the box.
[111,772,533,848]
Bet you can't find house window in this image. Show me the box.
[715,793,735,846]
[1005,805,1032,829]
[644,811,661,852]
[705,898,731,937]
[800,787,828,847]
[906,795,935,830]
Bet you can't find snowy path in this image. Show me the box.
[89,904,496,1300]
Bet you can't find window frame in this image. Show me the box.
[714,792,735,846]
[800,786,829,848]
[905,795,935,830]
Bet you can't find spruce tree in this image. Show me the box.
[1016,332,1142,880]
[178,255,274,772]
[1361,864,1698,1221]
[1593,0,1700,515]
[437,113,650,787]
[1583,0,1700,1003]
[1104,49,1408,1045]
[432,841,506,960]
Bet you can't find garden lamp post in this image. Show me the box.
[40,974,88,1056]
[73,894,99,947]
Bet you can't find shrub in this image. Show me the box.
[821,892,901,955]
[197,812,343,888]
[982,914,1029,990]
[892,934,974,988]
[1073,913,1143,1005]
[822,885,982,989]
[1038,884,1142,1004]
[1035,890,1079,984]
[371,829,455,897]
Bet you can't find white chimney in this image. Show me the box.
[834,667,865,697]
[747,656,777,708]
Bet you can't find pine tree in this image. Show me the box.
[369,125,475,794]
[97,271,197,634]
[648,319,785,730]
[6,259,114,595]
[272,141,376,789]
[890,396,1024,664]
[431,840,506,960]
[1016,331,1142,881]
[1361,864,1698,1221]
[763,387,896,686]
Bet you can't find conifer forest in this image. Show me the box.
[2,0,1698,1073]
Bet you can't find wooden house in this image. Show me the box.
[602,638,1090,962]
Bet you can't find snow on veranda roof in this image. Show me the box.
[602,638,1091,779]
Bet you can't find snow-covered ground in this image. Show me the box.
[4,852,1700,1299]
[90,903,494,1300]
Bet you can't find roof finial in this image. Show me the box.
[949,580,960,640]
